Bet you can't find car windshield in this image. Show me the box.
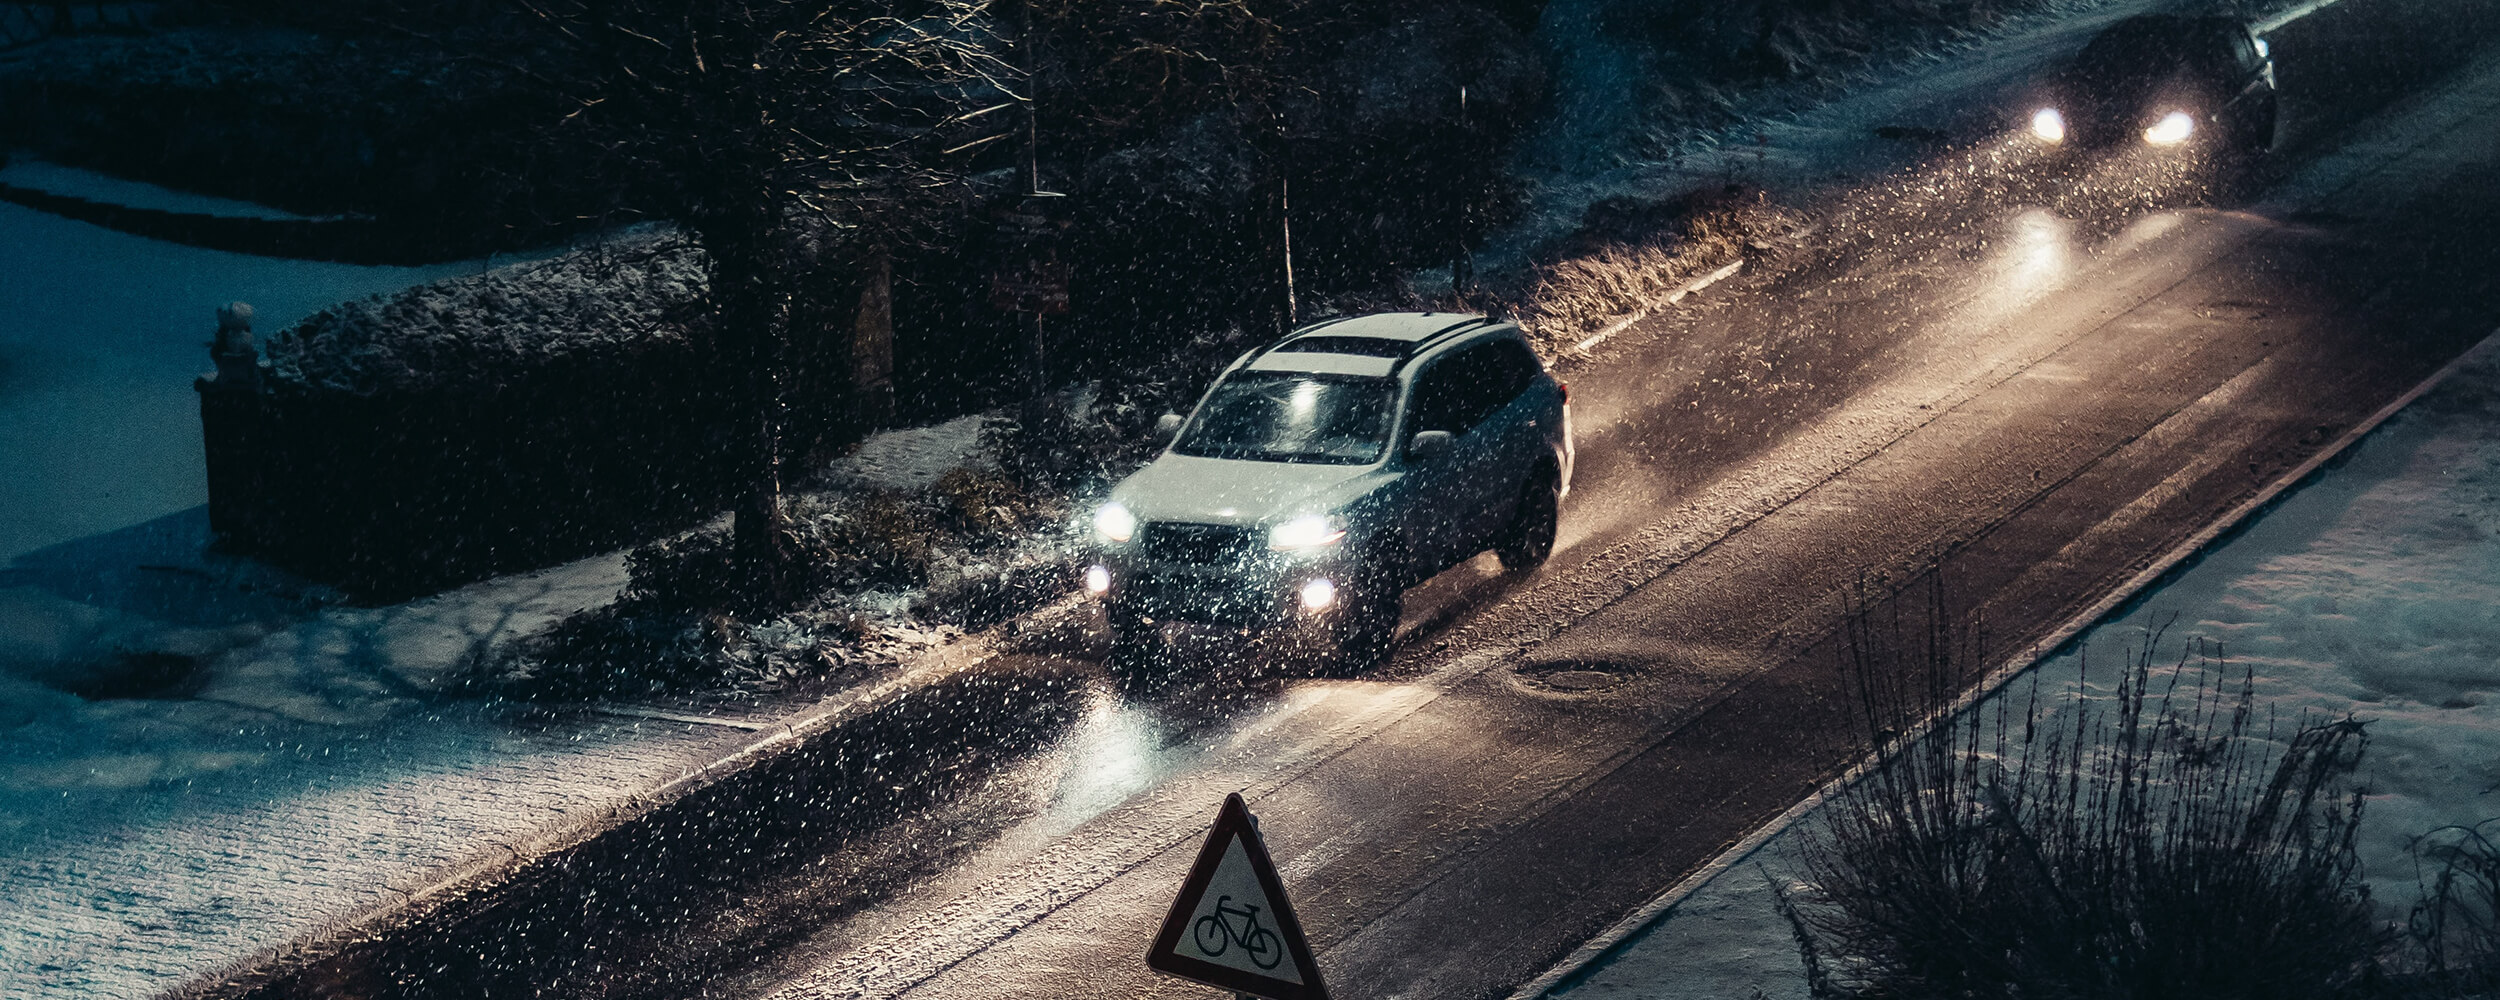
[2070,21,2203,92]
[1174,372,1398,465]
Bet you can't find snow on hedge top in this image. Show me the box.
[268,232,710,394]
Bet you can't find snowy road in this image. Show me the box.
[181,1,2500,998]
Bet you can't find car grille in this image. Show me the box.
[1128,571,1277,625]
[1142,522,1259,566]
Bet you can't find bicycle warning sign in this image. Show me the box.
[1146,793,1329,1000]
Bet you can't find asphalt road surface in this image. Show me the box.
[244,3,2500,998]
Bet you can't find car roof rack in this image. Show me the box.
[1385,317,1500,375]
[1257,314,1503,375]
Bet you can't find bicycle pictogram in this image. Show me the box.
[1192,894,1285,970]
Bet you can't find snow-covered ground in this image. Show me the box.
[0,161,1034,996]
[1551,339,2500,999]
[0,167,652,997]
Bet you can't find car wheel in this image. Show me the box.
[1328,586,1401,675]
[1496,470,1560,572]
[2238,91,2278,155]
[1317,540,1405,675]
[1106,602,1161,685]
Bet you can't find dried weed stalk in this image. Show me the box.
[1784,608,2380,1000]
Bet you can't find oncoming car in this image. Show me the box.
[1084,313,1574,674]
[2027,14,2277,156]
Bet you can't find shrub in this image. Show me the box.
[1783,619,2383,1000]
[2407,820,2500,996]
[931,466,1040,540]
[787,490,940,591]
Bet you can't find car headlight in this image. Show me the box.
[2143,111,2195,146]
[1268,514,1346,552]
[2030,107,2066,144]
[1093,502,1137,544]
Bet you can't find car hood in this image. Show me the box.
[1111,453,1389,527]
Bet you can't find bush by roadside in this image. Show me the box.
[2405,820,2500,999]
[1781,616,2385,1000]
[480,419,1085,701]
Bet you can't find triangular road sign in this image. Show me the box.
[1146,793,1330,1000]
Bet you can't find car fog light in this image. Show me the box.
[1298,578,1337,612]
[1084,565,1111,595]
[2030,107,2066,144]
[2143,111,2195,146]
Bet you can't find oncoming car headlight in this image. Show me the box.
[2030,107,2066,144]
[2143,111,2195,146]
[1093,502,1137,544]
[1268,514,1346,552]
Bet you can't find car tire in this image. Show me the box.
[1496,470,1560,573]
[1106,602,1161,685]
[1318,539,1405,675]
[2236,90,2277,155]
[1328,586,1401,675]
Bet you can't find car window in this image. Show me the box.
[1272,336,1408,358]
[1487,340,1541,403]
[1409,340,1535,437]
[2225,27,2257,70]
[2071,20,2187,91]
[1174,372,1398,465]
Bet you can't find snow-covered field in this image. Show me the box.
[1553,339,2500,999]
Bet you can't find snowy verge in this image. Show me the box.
[0,403,1078,999]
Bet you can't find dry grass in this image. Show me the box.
[1782,603,2385,1000]
[2406,820,2500,997]
[1504,189,1802,355]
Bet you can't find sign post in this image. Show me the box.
[1147,793,1329,1000]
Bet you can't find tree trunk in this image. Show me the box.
[851,255,896,432]
[706,210,796,604]
[1252,109,1296,338]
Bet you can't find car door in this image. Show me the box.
[1402,343,1513,567]
[1470,338,1547,515]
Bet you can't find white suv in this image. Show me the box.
[1084,313,1574,672]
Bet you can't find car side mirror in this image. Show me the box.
[1154,413,1184,442]
[1408,430,1454,463]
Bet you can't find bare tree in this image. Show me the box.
[448,0,1011,599]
